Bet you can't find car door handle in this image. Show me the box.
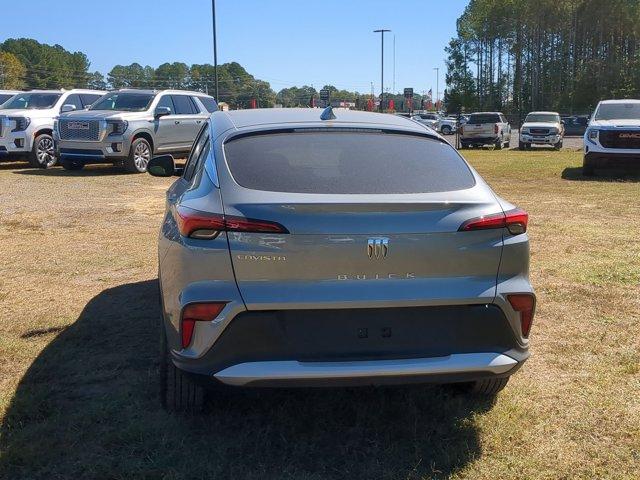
[196,120,202,124]
[175,120,181,125]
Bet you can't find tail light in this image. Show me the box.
[181,302,227,349]
[507,294,536,337]
[494,123,499,134]
[459,208,528,235]
[176,206,289,239]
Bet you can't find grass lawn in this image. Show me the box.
[0,151,638,479]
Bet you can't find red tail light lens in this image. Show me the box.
[176,206,289,239]
[507,294,536,337]
[459,208,528,235]
[181,302,227,349]
[494,123,499,134]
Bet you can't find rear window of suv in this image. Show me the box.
[468,114,500,124]
[223,131,475,194]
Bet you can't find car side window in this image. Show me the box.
[157,95,175,114]
[183,123,209,181]
[63,94,83,111]
[79,94,101,108]
[172,95,197,115]
[188,96,202,113]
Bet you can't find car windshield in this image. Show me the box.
[3,93,62,110]
[525,113,560,123]
[0,94,16,106]
[224,131,476,194]
[595,103,640,120]
[90,92,155,112]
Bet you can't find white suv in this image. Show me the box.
[0,89,105,168]
[584,99,640,175]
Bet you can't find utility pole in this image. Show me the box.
[211,0,219,102]
[433,67,439,111]
[374,29,391,112]
[393,35,396,94]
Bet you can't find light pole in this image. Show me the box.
[211,0,219,102]
[433,67,439,111]
[374,29,391,112]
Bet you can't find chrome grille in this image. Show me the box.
[59,119,101,141]
[530,128,550,135]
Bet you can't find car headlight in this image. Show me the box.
[10,116,30,132]
[548,128,558,135]
[520,128,529,135]
[587,129,599,144]
[53,119,59,134]
[107,119,128,135]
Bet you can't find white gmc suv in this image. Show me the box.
[584,99,640,175]
[0,89,105,168]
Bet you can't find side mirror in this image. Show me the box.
[561,120,565,125]
[61,104,77,113]
[147,155,182,177]
[154,106,171,118]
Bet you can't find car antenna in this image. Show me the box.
[320,105,336,121]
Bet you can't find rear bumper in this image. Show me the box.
[171,304,529,387]
[584,151,640,169]
[214,352,520,387]
[461,136,499,144]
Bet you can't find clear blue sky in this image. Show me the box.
[1,0,468,95]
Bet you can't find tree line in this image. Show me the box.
[0,37,432,111]
[444,0,640,115]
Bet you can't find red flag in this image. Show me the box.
[388,99,395,111]
[367,98,374,111]
[250,99,257,109]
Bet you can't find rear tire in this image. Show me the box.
[124,137,152,173]
[160,324,204,413]
[61,159,84,171]
[494,138,503,150]
[460,377,509,395]
[29,133,57,168]
[554,140,563,150]
[441,125,452,135]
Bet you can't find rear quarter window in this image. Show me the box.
[223,131,476,194]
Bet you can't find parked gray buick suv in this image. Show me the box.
[148,108,535,412]
[54,89,217,173]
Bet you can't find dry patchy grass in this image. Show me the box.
[0,152,638,479]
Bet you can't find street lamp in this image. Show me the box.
[211,0,219,102]
[374,29,391,112]
[433,67,439,111]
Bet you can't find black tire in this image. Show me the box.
[441,125,452,135]
[29,133,57,168]
[519,141,526,150]
[460,142,469,150]
[554,141,563,150]
[494,138,503,150]
[160,324,204,413]
[460,377,509,395]
[124,137,152,173]
[61,159,84,170]
[505,139,511,148]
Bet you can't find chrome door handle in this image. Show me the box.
[196,120,202,124]
[175,121,180,124]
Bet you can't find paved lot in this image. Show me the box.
[444,129,584,151]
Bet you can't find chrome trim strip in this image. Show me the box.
[59,152,105,158]
[214,352,518,386]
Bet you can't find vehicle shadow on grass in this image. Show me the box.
[13,165,130,177]
[0,160,31,170]
[562,166,640,182]
[0,280,495,480]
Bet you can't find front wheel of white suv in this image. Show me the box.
[29,133,58,169]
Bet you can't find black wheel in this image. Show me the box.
[519,141,526,150]
[124,137,152,173]
[160,324,204,413]
[494,138,503,150]
[459,142,469,150]
[441,125,452,135]
[29,133,57,168]
[61,159,84,171]
[505,139,511,148]
[554,141,563,150]
[459,377,509,396]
